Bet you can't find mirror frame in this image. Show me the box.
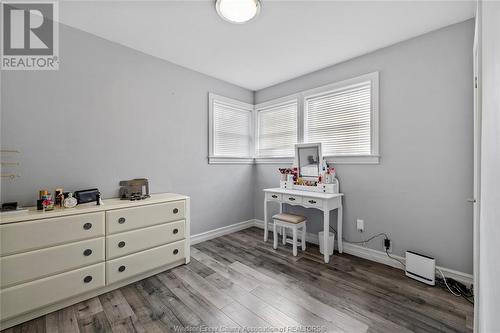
[295,143,323,182]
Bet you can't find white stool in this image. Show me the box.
[272,213,307,256]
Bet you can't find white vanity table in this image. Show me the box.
[263,187,343,263]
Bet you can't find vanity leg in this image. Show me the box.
[264,199,268,242]
[323,209,330,263]
[292,227,298,256]
[338,204,343,254]
[279,202,283,240]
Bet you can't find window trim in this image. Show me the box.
[208,93,254,164]
[208,72,380,165]
[301,72,379,164]
[254,96,299,160]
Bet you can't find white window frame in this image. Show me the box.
[208,72,379,165]
[254,96,299,164]
[302,72,380,164]
[208,93,254,164]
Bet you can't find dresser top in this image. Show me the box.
[0,193,189,224]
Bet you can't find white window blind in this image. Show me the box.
[212,99,252,158]
[256,100,298,157]
[304,81,372,156]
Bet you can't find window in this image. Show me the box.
[302,72,379,163]
[255,99,298,158]
[208,72,379,164]
[208,93,253,164]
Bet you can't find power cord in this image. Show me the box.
[436,268,474,304]
[328,225,404,267]
[328,226,474,303]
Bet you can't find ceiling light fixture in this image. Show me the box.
[215,0,261,24]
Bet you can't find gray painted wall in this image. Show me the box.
[0,24,255,235]
[254,20,474,274]
[1,19,474,274]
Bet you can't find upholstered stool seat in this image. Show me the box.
[272,213,307,256]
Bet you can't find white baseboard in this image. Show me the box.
[190,219,256,245]
[253,219,473,285]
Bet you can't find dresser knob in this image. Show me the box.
[173,228,179,234]
[173,208,179,214]
[118,241,126,248]
[308,200,316,204]
[272,195,278,198]
[289,197,296,201]
[173,249,179,255]
[83,223,92,230]
[83,249,92,256]
[118,265,126,272]
[118,217,126,224]
[83,275,93,283]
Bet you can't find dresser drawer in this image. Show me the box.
[0,237,104,288]
[0,263,105,320]
[106,220,185,259]
[302,197,324,208]
[266,193,282,202]
[106,240,185,284]
[106,201,185,234]
[283,194,302,204]
[0,212,105,256]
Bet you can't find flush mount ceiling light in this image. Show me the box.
[215,0,261,24]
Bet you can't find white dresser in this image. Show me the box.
[0,193,190,330]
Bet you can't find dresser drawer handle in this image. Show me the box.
[118,265,126,272]
[271,195,278,198]
[173,249,179,255]
[118,217,126,224]
[173,208,179,214]
[83,249,92,256]
[173,228,179,234]
[83,275,93,283]
[308,200,317,204]
[83,223,92,230]
[288,197,296,201]
[118,241,126,248]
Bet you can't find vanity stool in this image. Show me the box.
[272,213,306,256]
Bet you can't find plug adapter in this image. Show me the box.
[384,238,391,250]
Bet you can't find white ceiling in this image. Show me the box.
[59,1,475,91]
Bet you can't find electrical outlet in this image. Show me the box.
[384,238,393,253]
[356,219,364,232]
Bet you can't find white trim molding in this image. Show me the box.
[253,219,472,285]
[209,72,380,165]
[208,93,254,165]
[190,219,256,245]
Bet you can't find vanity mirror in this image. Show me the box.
[295,143,323,181]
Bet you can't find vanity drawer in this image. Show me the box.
[106,201,185,234]
[106,220,185,259]
[0,263,105,320]
[0,212,105,256]
[106,240,185,285]
[266,193,282,202]
[283,194,302,204]
[303,197,324,208]
[0,237,104,288]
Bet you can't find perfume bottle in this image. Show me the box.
[63,192,78,208]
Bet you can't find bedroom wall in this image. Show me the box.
[0,23,255,235]
[254,20,474,274]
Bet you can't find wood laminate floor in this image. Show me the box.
[2,227,473,333]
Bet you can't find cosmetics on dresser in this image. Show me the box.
[63,192,77,208]
[54,188,64,207]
